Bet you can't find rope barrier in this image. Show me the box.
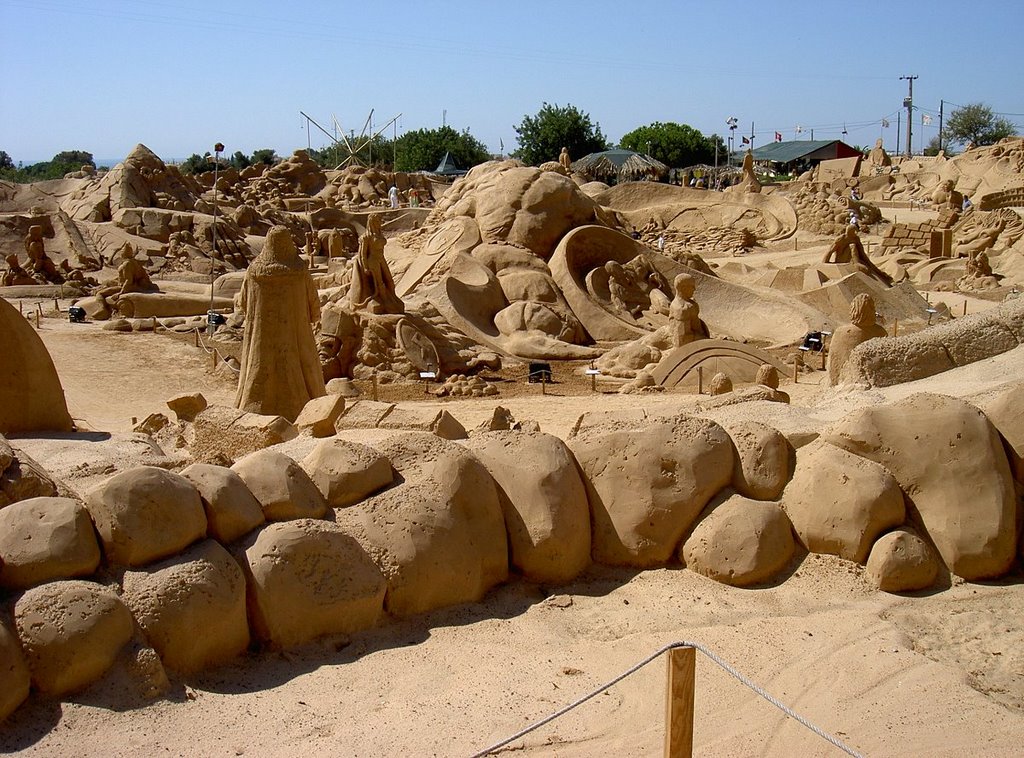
[191,327,240,373]
[469,640,863,758]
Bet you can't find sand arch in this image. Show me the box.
[651,339,786,389]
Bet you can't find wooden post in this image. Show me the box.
[696,366,703,395]
[664,646,695,758]
[893,318,898,337]
[53,297,59,311]
[372,372,379,402]
[19,301,23,314]
[963,300,968,316]
[541,371,546,395]
[792,355,799,384]
[591,373,596,393]
[35,309,40,329]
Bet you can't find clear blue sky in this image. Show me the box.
[2,0,1022,166]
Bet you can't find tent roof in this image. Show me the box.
[572,149,668,181]
[433,152,466,175]
[743,140,851,163]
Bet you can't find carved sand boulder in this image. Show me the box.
[335,432,508,617]
[231,449,327,522]
[85,466,207,567]
[681,496,795,587]
[179,463,266,544]
[825,393,1017,579]
[865,528,941,592]
[242,519,386,649]
[122,540,249,673]
[0,497,101,590]
[0,441,59,508]
[300,438,393,508]
[724,421,792,501]
[0,620,30,721]
[463,430,591,584]
[782,439,906,563]
[14,580,134,696]
[976,382,1024,483]
[569,416,734,567]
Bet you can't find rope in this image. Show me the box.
[469,640,863,758]
[192,327,240,373]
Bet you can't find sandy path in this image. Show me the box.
[35,315,236,432]
[2,560,1022,757]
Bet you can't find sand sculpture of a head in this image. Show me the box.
[250,226,303,277]
[849,293,877,329]
[709,372,733,396]
[366,212,383,236]
[673,273,696,300]
[755,363,780,389]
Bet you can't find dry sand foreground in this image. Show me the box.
[2,322,1024,757]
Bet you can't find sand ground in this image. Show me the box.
[3,236,1024,755]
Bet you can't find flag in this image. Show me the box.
[881,118,890,128]
[795,125,803,134]
[922,114,933,125]
[499,138,504,152]
[741,136,750,145]
[775,131,783,142]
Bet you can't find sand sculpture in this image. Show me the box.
[822,225,893,286]
[726,149,761,194]
[234,226,326,421]
[0,297,74,434]
[347,214,404,314]
[826,293,888,385]
[867,138,891,169]
[558,147,571,172]
[24,225,62,284]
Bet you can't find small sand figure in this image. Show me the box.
[827,293,888,385]
[822,225,893,286]
[24,225,63,284]
[347,213,404,314]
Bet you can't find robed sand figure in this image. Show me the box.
[235,226,325,421]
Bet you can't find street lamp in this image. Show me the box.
[207,142,224,337]
[726,117,738,168]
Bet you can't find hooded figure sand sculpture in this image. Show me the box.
[235,226,326,421]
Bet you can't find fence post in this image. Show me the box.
[664,646,695,758]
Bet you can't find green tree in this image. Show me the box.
[179,152,212,174]
[51,150,94,167]
[513,103,609,166]
[230,151,251,170]
[392,126,490,172]
[250,148,279,166]
[942,103,1016,147]
[0,151,13,170]
[619,122,726,168]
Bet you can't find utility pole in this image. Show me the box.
[900,75,918,157]
[938,99,945,153]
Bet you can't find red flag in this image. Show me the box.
[775,131,783,142]
[741,136,750,145]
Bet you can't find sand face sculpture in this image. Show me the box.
[826,293,888,385]
[235,226,326,421]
